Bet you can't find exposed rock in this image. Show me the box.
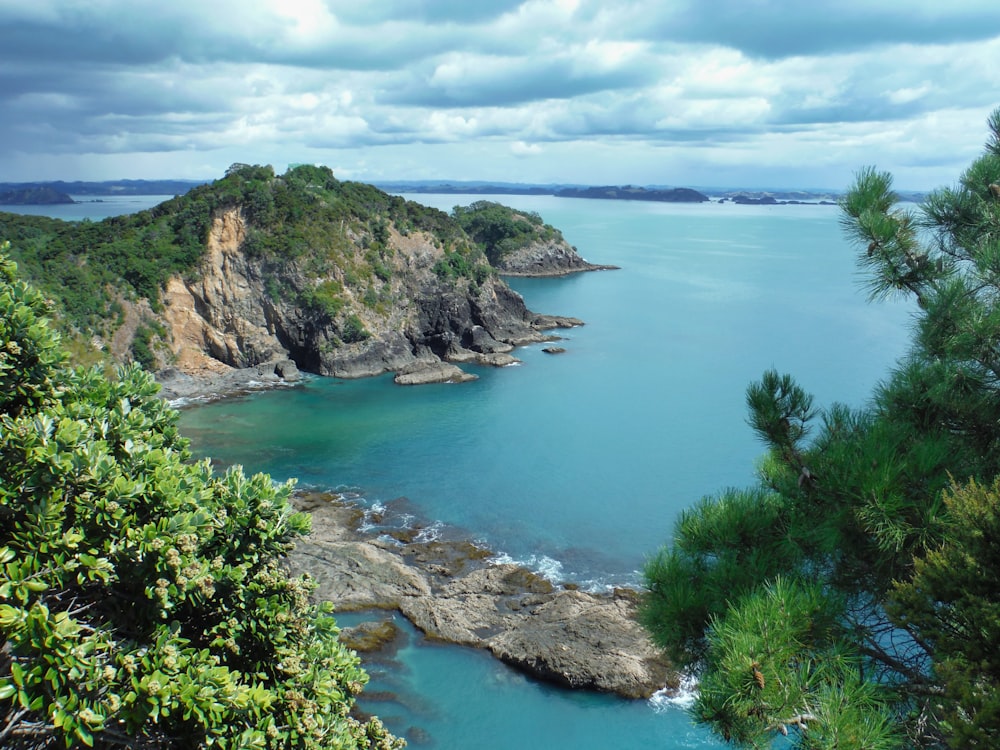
[542,347,566,354]
[496,238,619,277]
[393,362,478,385]
[288,540,433,611]
[155,208,578,395]
[286,493,678,700]
[487,591,672,698]
[530,313,583,330]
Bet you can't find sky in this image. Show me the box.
[2,0,999,190]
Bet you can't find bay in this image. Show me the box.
[176,194,914,748]
[16,191,914,748]
[1,194,176,221]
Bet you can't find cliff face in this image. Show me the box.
[1,165,594,387]
[493,237,617,276]
[157,207,573,382]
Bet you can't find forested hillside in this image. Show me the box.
[0,164,591,381]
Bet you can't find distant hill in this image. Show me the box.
[377,180,710,202]
[0,186,75,205]
[0,179,206,197]
[554,185,710,202]
[375,181,862,204]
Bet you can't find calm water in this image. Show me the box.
[25,193,914,748]
[0,195,176,221]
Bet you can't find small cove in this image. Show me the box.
[177,195,915,747]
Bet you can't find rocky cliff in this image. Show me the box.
[155,205,579,391]
[2,165,602,392]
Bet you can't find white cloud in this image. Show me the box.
[0,1,998,188]
[510,141,543,156]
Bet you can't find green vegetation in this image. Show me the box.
[0,163,474,358]
[642,108,1000,748]
[452,201,561,265]
[0,244,400,749]
[432,246,492,285]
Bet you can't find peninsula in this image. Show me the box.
[0,163,612,397]
[0,186,74,205]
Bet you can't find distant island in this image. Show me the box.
[553,185,709,202]
[0,178,207,199]
[0,186,75,205]
[377,180,711,203]
[0,178,925,206]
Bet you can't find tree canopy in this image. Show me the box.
[0,242,401,748]
[642,108,1000,749]
[451,201,561,265]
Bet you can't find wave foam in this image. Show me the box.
[490,552,565,583]
[648,673,699,712]
[413,521,445,543]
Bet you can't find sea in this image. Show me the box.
[12,192,915,748]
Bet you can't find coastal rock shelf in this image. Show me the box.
[286,492,677,701]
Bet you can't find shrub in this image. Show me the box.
[0,245,400,749]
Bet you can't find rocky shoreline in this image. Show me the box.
[285,491,679,701]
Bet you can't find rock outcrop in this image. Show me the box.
[493,237,618,276]
[286,492,678,700]
[156,207,578,389]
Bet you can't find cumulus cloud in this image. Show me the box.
[0,0,998,187]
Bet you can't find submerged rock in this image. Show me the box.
[339,620,402,653]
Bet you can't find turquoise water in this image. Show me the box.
[174,195,914,748]
[19,193,914,748]
[178,196,912,585]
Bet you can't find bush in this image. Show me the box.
[0,245,400,749]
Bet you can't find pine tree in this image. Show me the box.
[642,108,1000,749]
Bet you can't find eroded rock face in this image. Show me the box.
[285,493,678,700]
[494,238,619,277]
[157,209,573,386]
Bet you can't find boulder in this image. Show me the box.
[393,362,478,385]
[273,358,300,380]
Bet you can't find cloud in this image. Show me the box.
[510,141,543,156]
[0,0,998,188]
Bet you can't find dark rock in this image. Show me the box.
[273,359,300,380]
[393,362,477,385]
[542,347,566,354]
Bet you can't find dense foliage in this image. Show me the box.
[0,164,475,353]
[451,201,561,265]
[642,108,1000,749]
[0,244,401,749]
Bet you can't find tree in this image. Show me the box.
[642,108,1000,749]
[0,243,401,749]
